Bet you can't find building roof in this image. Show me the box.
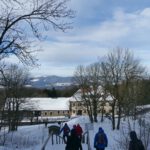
[69,88,113,102]
[20,97,70,111]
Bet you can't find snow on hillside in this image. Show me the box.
[0,113,150,150]
[29,76,74,89]
[31,79,39,82]
[53,82,72,87]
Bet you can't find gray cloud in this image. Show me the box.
[5,2,150,77]
[31,7,150,76]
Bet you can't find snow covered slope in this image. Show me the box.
[28,75,74,89]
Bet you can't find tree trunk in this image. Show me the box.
[90,115,94,123]
[94,113,97,122]
[93,104,98,122]
[112,105,115,130]
[101,105,104,122]
[89,111,94,123]
[117,105,121,130]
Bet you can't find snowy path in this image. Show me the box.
[45,144,66,150]
[45,143,88,150]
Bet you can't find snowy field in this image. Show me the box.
[0,113,150,150]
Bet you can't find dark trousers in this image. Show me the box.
[96,148,104,150]
[78,135,82,150]
[79,143,82,150]
[63,134,68,144]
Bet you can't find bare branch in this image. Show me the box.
[0,0,75,65]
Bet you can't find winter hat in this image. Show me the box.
[71,128,76,136]
[130,131,138,141]
[99,127,103,133]
[73,125,76,128]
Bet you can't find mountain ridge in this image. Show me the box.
[28,75,74,89]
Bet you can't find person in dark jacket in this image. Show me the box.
[59,123,70,143]
[76,124,83,138]
[94,127,108,150]
[66,129,80,150]
[129,131,145,150]
[71,125,77,133]
[76,124,83,150]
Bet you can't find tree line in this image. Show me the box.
[74,48,150,130]
[0,85,78,98]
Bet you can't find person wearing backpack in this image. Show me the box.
[94,127,108,150]
[76,124,83,150]
[129,131,145,150]
[60,123,70,143]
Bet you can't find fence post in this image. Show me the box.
[82,134,85,143]
[56,135,58,144]
[52,133,54,145]
[87,130,91,150]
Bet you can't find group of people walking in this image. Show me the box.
[60,123,145,150]
[59,123,83,150]
[94,129,145,150]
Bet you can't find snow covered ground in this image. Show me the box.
[0,113,150,150]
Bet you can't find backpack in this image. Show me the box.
[76,125,83,136]
[64,126,69,134]
[97,133,105,144]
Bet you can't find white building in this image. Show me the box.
[69,88,113,116]
[20,97,70,118]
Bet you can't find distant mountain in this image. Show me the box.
[27,75,74,89]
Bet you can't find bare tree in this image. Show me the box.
[0,67,6,112]
[0,64,29,131]
[100,48,145,130]
[74,65,93,123]
[0,0,74,65]
[74,63,106,123]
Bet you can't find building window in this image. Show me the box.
[50,112,52,115]
[77,110,82,115]
[45,112,47,116]
[34,111,41,116]
[105,102,109,106]
[78,103,81,106]
[73,110,75,113]
[63,111,64,114]
[109,109,112,113]
[58,111,60,114]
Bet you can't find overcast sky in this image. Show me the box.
[18,0,150,77]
